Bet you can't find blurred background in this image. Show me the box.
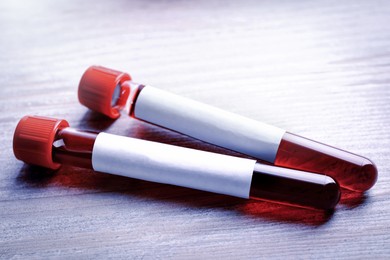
[0,0,389,258]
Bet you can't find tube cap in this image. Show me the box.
[13,116,69,170]
[78,65,131,119]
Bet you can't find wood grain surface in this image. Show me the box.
[1,0,389,258]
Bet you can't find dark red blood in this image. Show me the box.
[274,132,377,192]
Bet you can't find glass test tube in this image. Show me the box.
[13,116,340,210]
[78,66,378,192]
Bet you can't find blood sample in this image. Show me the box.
[13,115,340,210]
[78,66,378,192]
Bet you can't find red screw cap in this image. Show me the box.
[13,116,69,170]
[78,65,131,119]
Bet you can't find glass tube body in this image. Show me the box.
[52,128,340,210]
[128,84,377,192]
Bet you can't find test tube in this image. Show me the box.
[78,66,378,192]
[13,116,340,210]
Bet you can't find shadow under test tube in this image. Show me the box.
[13,116,340,210]
[78,66,378,192]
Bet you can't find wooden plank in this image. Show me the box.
[0,0,389,258]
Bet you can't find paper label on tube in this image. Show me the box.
[134,86,286,163]
[92,133,256,199]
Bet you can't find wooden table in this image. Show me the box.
[1,0,389,258]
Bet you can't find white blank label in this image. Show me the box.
[92,133,256,198]
[134,86,285,163]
